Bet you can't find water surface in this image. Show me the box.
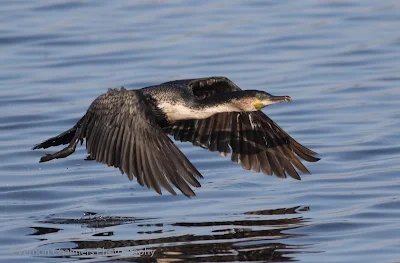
[1,1,400,262]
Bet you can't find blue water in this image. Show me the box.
[1,0,400,262]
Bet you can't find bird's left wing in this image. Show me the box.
[80,88,202,197]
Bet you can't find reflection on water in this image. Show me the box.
[31,207,312,262]
[41,214,148,229]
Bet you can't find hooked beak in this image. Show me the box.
[254,95,292,110]
[269,95,292,104]
[253,96,292,110]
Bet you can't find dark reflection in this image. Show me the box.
[29,206,316,262]
[93,231,114,237]
[40,215,152,229]
[244,206,309,215]
[29,226,62,236]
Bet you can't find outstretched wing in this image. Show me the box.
[80,88,202,197]
[163,77,319,180]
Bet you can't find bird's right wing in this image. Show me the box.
[79,88,202,197]
[164,111,319,180]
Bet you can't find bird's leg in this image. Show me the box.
[39,127,81,163]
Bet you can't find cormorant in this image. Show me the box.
[33,77,319,197]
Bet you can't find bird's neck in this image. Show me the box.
[158,102,241,122]
[158,92,248,122]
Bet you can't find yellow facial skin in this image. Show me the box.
[253,98,265,110]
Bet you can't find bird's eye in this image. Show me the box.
[256,94,263,100]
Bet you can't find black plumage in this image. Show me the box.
[33,76,319,197]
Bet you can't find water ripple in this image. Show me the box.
[0,0,400,262]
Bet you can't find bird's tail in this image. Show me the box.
[32,115,85,150]
[32,126,77,150]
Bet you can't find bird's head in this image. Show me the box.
[233,90,292,111]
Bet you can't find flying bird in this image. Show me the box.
[33,77,319,197]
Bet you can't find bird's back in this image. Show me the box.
[140,82,194,105]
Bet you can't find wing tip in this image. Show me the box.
[32,144,40,150]
[183,191,196,198]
